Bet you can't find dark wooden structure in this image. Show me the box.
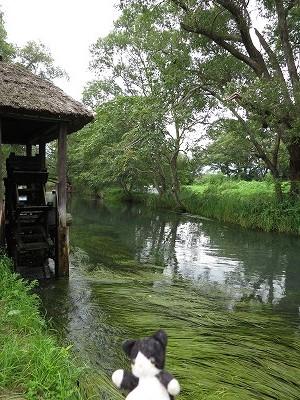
[0,62,94,278]
[4,152,55,278]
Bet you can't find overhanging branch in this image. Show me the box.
[198,84,277,172]
[181,22,263,75]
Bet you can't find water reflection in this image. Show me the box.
[70,196,300,315]
[35,196,300,400]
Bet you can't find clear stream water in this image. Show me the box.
[39,196,300,399]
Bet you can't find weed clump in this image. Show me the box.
[0,256,82,400]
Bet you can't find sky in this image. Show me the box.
[0,0,265,103]
[0,0,119,100]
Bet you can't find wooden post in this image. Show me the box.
[57,123,69,277]
[0,118,4,247]
[39,143,46,169]
[26,144,32,157]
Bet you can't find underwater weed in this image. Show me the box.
[88,265,300,400]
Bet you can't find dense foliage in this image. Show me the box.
[66,0,300,204]
[70,4,211,207]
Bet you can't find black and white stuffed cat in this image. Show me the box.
[112,329,180,400]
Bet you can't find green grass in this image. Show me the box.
[103,188,130,204]
[181,177,300,234]
[106,176,300,235]
[0,255,122,400]
[0,255,83,400]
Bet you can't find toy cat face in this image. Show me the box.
[122,330,168,378]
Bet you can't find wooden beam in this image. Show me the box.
[39,143,46,169]
[57,122,69,277]
[58,124,67,227]
[26,144,32,157]
[29,124,59,145]
[0,111,69,124]
[0,118,4,247]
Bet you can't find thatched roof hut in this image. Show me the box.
[0,61,94,144]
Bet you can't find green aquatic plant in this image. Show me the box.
[84,262,300,400]
[53,197,300,399]
[76,371,122,400]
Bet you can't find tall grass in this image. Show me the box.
[0,255,84,400]
[181,178,300,234]
[104,177,300,235]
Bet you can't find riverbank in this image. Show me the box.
[0,255,122,400]
[103,177,300,235]
[0,255,82,400]
[181,179,300,235]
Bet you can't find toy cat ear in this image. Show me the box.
[153,329,168,348]
[122,339,136,356]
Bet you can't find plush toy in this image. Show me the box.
[112,329,180,400]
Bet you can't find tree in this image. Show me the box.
[0,7,67,81]
[84,2,210,207]
[199,118,279,180]
[120,0,300,200]
[0,8,15,60]
[15,41,68,80]
[168,0,300,198]
[68,96,172,197]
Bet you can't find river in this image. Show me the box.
[39,196,300,399]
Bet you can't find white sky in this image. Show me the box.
[0,0,119,100]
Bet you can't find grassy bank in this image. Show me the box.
[181,177,300,234]
[0,255,83,400]
[103,177,300,235]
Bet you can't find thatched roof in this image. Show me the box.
[0,61,94,144]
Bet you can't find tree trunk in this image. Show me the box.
[170,153,185,210]
[288,140,300,198]
[158,165,167,196]
[120,177,132,199]
[169,120,185,210]
[154,167,167,198]
[273,178,283,203]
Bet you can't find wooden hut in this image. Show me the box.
[0,61,94,278]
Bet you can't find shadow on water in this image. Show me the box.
[39,195,300,399]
